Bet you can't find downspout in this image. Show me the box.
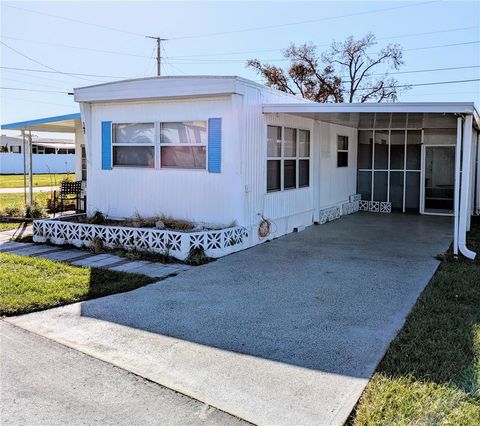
[458,114,476,259]
[453,117,462,256]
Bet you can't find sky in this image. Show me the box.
[1,0,479,139]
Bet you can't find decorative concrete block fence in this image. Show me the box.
[359,200,392,213]
[32,216,249,261]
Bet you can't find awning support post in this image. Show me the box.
[458,114,476,259]
[453,117,462,256]
[28,130,33,208]
[22,130,27,207]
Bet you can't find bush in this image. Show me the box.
[2,206,23,218]
[25,202,45,219]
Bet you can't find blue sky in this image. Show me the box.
[1,0,479,136]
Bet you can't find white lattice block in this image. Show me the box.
[359,200,369,211]
[319,206,341,224]
[380,202,392,213]
[32,218,249,261]
[369,201,380,212]
[349,194,362,202]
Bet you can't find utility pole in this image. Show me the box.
[146,36,168,76]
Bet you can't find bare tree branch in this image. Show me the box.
[247,33,408,103]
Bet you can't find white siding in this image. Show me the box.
[85,96,244,224]
[264,113,315,224]
[317,122,358,210]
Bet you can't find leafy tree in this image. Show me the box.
[247,33,407,103]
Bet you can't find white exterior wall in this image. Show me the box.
[237,84,313,242]
[263,113,315,236]
[317,122,358,212]
[476,130,480,215]
[84,96,244,224]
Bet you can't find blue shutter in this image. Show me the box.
[101,121,112,170]
[208,118,221,173]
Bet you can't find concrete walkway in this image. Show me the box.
[0,239,190,279]
[1,321,244,426]
[5,213,453,425]
[0,186,57,193]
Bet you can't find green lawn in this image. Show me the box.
[0,173,74,188]
[0,192,49,210]
[0,222,27,232]
[0,252,157,316]
[352,222,480,424]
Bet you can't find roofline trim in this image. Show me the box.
[263,102,477,114]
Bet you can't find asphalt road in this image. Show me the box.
[0,321,245,426]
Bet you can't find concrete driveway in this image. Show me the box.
[6,213,452,425]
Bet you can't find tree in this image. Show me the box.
[247,33,407,103]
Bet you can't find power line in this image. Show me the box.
[165,40,480,64]
[0,41,101,82]
[340,65,480,80]
[2,3,147,38]
[2,68,88,86]
[1,35,151,58]
[0,66,127,79]
[1,96,74,107]
[168,26,479,59]
[1,87,70,94]
[1,76,72,91]
[169,1,440,40]
[3,78,479,96]
[2,25,477,62]
[356,78,480,91]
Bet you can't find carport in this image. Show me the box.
[1,113,84,208]
[263,102,480,259]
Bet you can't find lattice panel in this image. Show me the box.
[350,194,362,202]
[32,218,248,261]
[319,206,341,224]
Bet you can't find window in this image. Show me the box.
[10,145,21,153]
[113,123,154,168]
[160,121,207,169]
[337,135,349,167]
[266,125,310,192]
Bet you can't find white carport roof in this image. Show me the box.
[263,102,480,129]
[1,113,81,133]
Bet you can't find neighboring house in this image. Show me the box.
[0,135,76,174]
[0,135,75,154]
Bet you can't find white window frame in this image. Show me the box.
[337,134,349,168]
[159,121,208,171]
[266,125,310,193]
[112,122,156,169]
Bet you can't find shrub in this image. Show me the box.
[2,206,23,218]
[185,247,212,266]
[160,215,195,231]
[88,211,108,225]
[25,203,45,219]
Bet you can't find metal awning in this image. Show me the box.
[1,113,81,133]
[262,102,480,129]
